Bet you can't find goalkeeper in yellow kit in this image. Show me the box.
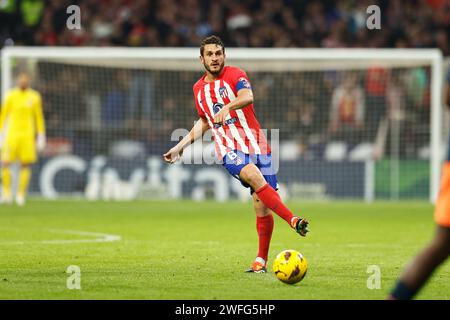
[0,73,46,206]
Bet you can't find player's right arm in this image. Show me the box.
[447,82,450,108]
[163,117,209,164]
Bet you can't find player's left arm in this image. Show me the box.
[34,93,46,152]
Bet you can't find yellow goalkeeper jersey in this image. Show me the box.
[0,87,45,140]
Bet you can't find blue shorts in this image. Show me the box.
[222,150,278,194]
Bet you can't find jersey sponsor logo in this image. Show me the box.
[219,86,228,99]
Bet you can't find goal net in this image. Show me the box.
[0,47,445,202]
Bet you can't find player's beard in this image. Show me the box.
[204,61,225,76]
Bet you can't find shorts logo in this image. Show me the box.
[227,151,237,160]
[219,86,228,99]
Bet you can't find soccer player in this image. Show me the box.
[0,73,46,206]
[163,36,309,273]
[388,67,450,300]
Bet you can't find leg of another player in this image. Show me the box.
[16,163,32,206]
[239,163,308,236]
[389,226,450,299]
[252,192,274,269]
[1,162,12,203]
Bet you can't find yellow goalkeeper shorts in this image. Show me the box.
[1,136,37,164]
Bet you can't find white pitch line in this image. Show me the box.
[0,228,121,245]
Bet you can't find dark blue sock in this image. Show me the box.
[390,281,416,300]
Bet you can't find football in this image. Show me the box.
[272,249,308,284]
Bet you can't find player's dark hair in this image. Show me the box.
[200,36,225,57]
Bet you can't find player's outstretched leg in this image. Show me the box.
[240,163,309,237]
[246,193,274,273]
[1,163,12,204]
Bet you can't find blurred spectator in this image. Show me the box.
[387,72,406,122]
[328,72,365,143]
[0,0,19,42]
[33,10,58,45]
[298,100,317,140]
[49,69,85,122]
[17,0,45,44]
[386,71,416,158]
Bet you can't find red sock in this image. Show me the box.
[256,214,274,263]
[255,183,295,225]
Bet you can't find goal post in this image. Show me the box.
[0,47,445,202]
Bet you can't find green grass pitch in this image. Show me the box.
[0,200,448,300]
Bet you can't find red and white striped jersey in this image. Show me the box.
[193,66,271,160]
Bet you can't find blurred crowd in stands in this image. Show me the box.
[0,0,449,55]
